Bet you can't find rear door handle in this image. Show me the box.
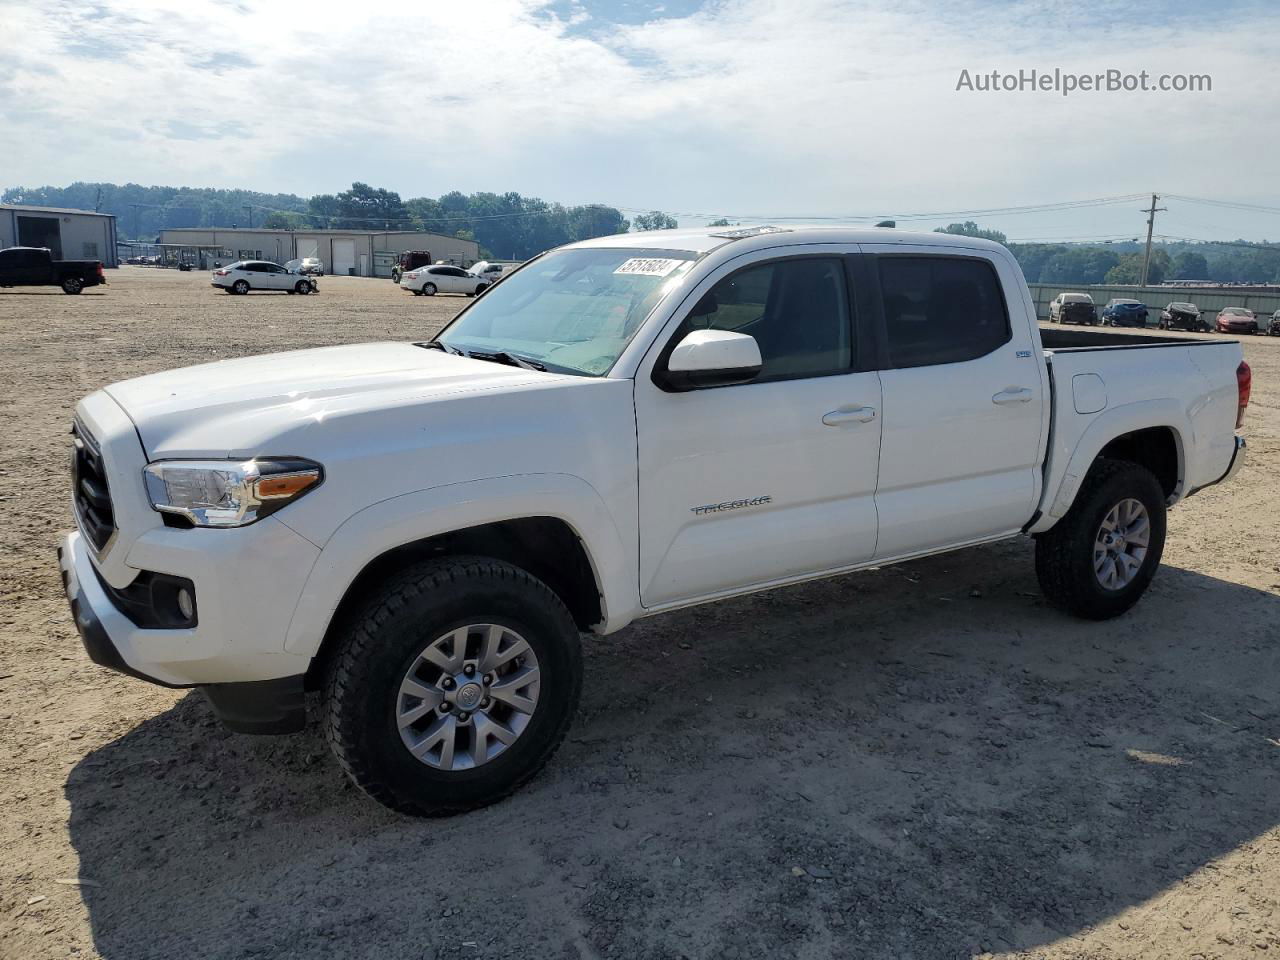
[992,387,1033,405]
[822,405,878,426]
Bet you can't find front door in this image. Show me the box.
[635,250,882,608]
[860,246,1047,558]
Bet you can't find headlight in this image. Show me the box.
[143,458,322,527]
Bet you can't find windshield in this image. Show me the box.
[436,247,699,376]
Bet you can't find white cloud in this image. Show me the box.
[2,0,1278,238]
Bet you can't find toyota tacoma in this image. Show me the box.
[58,226,1250,815]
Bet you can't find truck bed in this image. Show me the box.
[1033,326,1243,530]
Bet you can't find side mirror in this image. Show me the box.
[660,329,762,391]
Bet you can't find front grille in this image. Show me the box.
[71,419,115,552]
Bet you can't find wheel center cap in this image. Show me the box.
[454,682,483,710]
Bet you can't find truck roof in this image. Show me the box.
[563,225,1009,255]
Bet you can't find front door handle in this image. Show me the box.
[992,387,1033,405]
[822,405,878,426]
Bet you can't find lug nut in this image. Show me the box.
[480,698,491,709]
[442,677,455,689]
[458,712,470,722]
[463,664,475,676]
[440,702,451,712]
[483,674,493,685]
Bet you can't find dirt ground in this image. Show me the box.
[1,268,1277,960]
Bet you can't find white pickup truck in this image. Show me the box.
[58,226,1251,816]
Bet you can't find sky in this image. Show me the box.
[2,0,1280,241]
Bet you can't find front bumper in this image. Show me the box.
[57,529,313,733]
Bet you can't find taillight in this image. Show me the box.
[96,263,104,278]
[214,269,228,276]
[1236,360,1252,429]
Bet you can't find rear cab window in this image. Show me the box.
[877,256,1010,368]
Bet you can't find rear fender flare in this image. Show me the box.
[1030,399,1189,533]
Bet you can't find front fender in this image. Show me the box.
[281,473,638,656]
[1030,399,1189,533]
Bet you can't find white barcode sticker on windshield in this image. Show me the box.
[613,257,685,277]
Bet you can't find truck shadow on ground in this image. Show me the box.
[66,538,1280,960]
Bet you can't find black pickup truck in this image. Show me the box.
[0,246,106,294]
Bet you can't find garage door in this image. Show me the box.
[297,238,319,260]
[17,216,61,259]
[331,239,355,276]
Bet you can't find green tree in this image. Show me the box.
[633,211,678,231]
[934,221,1008,244]
[1104,250,1169,285]
[707,218,733,227]
[1170,251,1209,280]
[262,211,308,229]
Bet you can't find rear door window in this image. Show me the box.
[877,257,1010,368]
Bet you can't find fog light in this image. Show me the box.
[177,588,195,622]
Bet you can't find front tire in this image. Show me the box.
[324,557,583,816]
[295,280,311,295]
[1034,459,1167,620]
[62,277,84,294]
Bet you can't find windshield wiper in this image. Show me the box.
[467,350,546,371]
[420,340,468,357]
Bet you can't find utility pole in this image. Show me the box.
[1139,193,1167,286]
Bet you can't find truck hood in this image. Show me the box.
[104,342,555,458]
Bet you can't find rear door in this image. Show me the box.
[860,246,1048,558]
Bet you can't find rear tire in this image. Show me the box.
[233,279,250,295]
[324,557,583,816]
[422,283,437,296]
[1034,459,1166,620]
[62,277,84,295]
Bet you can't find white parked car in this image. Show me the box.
[299,257,324,276]
[212,261,317,295]
[400,264,490,297]
[469,260,521,286]
[61,226,1248,816]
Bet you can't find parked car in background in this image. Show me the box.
[1101,298,1149,327]
[0,246,106,294]
[469,260,522,286]
[400,264,489,297]
[212,261,318,295]
[391,251,433,283]
[1159,302,1205,331]
[299,257,324,276]
[469,261,506,286]
[1215,307,1259,335]
[1049,292,1097,325]
[1270,310,1280,336]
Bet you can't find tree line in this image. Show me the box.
[936,221,1280,286]
[6,183,1275,281]
[1,181,646,260]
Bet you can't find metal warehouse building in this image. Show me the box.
[1,204,120,267]
[156,228,480,277]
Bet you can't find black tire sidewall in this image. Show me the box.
[1054,464,1167,617]
[328,562,581,814]
[423,283,436,296]
[234,280,249,294]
